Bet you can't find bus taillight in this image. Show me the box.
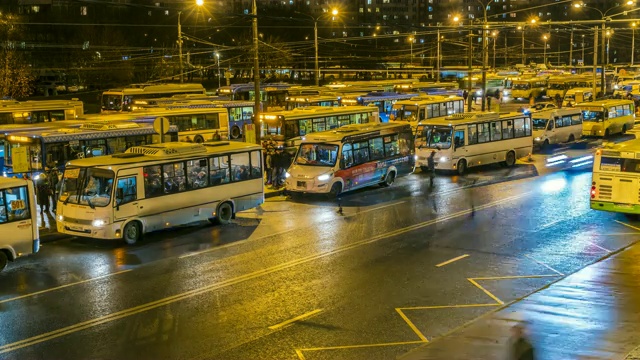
[591,185,597,198]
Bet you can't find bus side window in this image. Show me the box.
[0,190,6,223]
[116,177,137,205]
[341,143,353,168]
[454,130,465,149]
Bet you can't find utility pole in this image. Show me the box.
[467,25,473,112]
[436,28,441,82]
[593,26,599,99]
[600,23,605,97]
[569,28,574,66]
[252,0,261,144]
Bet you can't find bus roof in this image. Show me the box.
[577,99,634,107]
[64,141,261,168]
[0,176,30,189]
[7,121,178,143]
[417,111,525,126]
[103,83,205,94]
[299,122,411,143]
[260,105,376,119]
[285,95,340,102]
[393,95,464,105]
[0,99,83,111]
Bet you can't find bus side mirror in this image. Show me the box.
[339,158,345,169]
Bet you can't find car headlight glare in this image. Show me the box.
[439,156,448,162]
[285,172,291,178]
[317,174,331,181]
[534,137,541,141]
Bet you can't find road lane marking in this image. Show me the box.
[435,254,469,267]
[268,309,323,330]
[615,220,640,232]
[399,303,500,311]
[0,192,529,354]
[298,340,426,353]
[524,255,564,276]
[472,274,560,280]
[586,241,611,253]
[344,201,407,218]
[0,269,132,305]
[395,309,428,342]
[467,278,504,305]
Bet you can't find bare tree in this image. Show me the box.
[0,14,34,98]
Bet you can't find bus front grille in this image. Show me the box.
[64,217,94,225]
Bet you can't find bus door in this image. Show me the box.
[1,184,36,245]
[114,171,140,221]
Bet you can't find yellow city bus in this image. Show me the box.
[580,99,635,137]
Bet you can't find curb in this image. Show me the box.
[265,190,285,199]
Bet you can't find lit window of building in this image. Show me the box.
[80,6,87,16]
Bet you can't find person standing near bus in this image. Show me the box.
[36,174,51,214]
[427,150,437,188]
[48,168,60,212]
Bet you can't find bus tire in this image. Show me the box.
[123,221,141,245]
[622,124,628,134]
[380,171,395,187]
[194,135,204,143]
[504,151,516,167]
[215,202,233,225]
[0,250,9,272]
[328,183,342,198]
[568,134,575,143]
[457,159,467,175]
[605,128,610,137]
[230,126,241,139]
[543,139,550,149]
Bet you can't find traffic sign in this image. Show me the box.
[153,117,170,135]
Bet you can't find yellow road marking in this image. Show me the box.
[398,303,501,311]
[586,241,611,253]
[524,255,564,276]
[395,309,428,342]
[268,309,323,330]
[295,349,307,360]
[298,340,426,352]
[0,269,132,305]
[435,254,469,267]
[467,278,504,305]
[344,201,407,218]
[0,192,530,354]
[615,220,640,232]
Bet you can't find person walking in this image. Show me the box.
[427,149,437,188]
[48,167,60,212]
[264,149,273,185]
[36,174,51,214]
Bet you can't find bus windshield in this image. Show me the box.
[548,83,565,90]
[532,118,548,130]
[393,104,419,122]
[294,143,339,166]
[513,83,531,90]
[417,126,452,149]
[61,167,114,207]
[102,95,123,111]
[582,110,605,122]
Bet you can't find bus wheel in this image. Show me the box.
[328,183,342,198]
[230,126,241,139]
[568,134,575,143]
[622,124,628,134]
[194,135,204,143]
[504,151,516,167]
[380,171,395,187]
[605,129,610,137]
[215,202,233,225]
[457,159,467,175]
[0,251,8,272]
[123,221,141,245]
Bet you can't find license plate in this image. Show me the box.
[297,181,306,188]
[615,204,633,209]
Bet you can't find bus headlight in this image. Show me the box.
[534,137,541,141]
[57,214,64,222]
[317,174,331,181]
[285,172,291,178]
[439,157,448,162]
[92,219,106,227]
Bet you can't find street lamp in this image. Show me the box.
[297,8,338,87]
[215,52,220,89]
[543,34,549,66]
[454,15,473,112]
[491,30,498,69]
[582,34,585,65]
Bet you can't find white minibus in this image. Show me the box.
[532,108,583,148]
[0,177,40,271]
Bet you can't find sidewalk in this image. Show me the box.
[401,242,640,360]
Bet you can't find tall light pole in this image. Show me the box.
[605,29,613,65]
[408,36,414,66]
[215,52,220,89]
[454,15,473,112]
[297,9,338,86]
[582,34,585,65]
[491,30,498,69]
[518,25,525,65]
[178,11,184,83]
[543,34,548,66]
[436,29,441,82]
[633,23,637,65]
[251,0,261,144]
[569,28,574,66]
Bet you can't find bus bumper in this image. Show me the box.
[285,178,332,194]
[591,201,640,214]
[57,220,121,240]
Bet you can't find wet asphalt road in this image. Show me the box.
[1,162,640,360]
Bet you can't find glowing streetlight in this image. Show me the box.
[491,30,498,69]
[297,8,339,86]
[196,0,204,6]
[543,34,549,66]
[408,36,414,65]
[633,23,637,65]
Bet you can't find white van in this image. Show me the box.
[562,88,593,107]
[532,108,583,148]
[0,177,40,272]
